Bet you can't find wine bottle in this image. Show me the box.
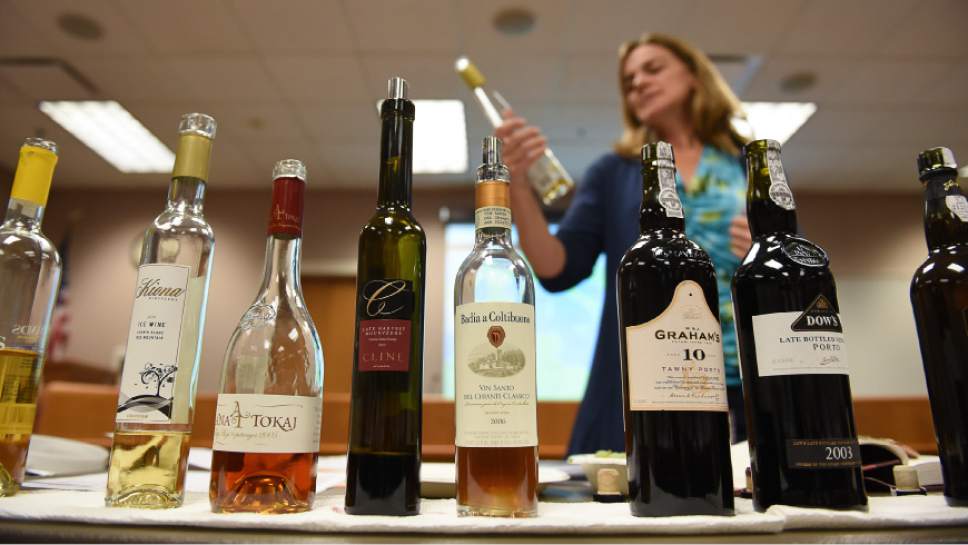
[616,141,733,517]
[454,137,538,518]
[455,56,574,206]
[732,139,867,511]
[0,138,61,496]
[210,159,323,514]
[106,113,217,509]
[909,147,968,507]
[345,77,426,516]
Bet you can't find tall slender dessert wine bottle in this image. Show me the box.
[345,77,426,516]
[106,113,217,509]
[732,139,866,511]
[210,159,323,514]
[0,138,61,496]
[909,147,968,507]
[454,137,538,518]
[616,142,733,516]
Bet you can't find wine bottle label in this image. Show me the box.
[624,280,728,412]
[0,349,38,436]
[785,438,861,469]
[781,237,828,268]
[766,148,796,211]
[475,206,512,230]
[752,294,850,377]
[357,279,414,372]
[946,195,968,222]
[116,264,192,424]
[269,177,304,236]
[454,302,537,448]
[212,394,322,454]
[658,167,684,218]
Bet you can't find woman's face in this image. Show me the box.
[622,44,696,128]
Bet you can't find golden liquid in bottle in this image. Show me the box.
[0,348,42,496]
[105,430,191,508]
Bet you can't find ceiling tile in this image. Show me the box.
[0,2,60,57]
[165,56,279,102]
[300,102,380,146]
[345,0,460,53]
[678,0,805,55]
[230,0,356,53]
[559,53,620,102]
[263,55,370,103]
[742,56,854,101]
[456,52,564,102]
[783,108,877,146]
[8,0,150,57]
[360,53,465,99]
[564,0,693,53]
[922,62,968,105]
[880,0,968,59]
[231,137,324,186]
[320,144,379,187]
[71,57,191,101]
[118,0,253,54]
[829,61,950,105]
[457,0,569,55]
[0,63,95,101]
[777,0,917,57]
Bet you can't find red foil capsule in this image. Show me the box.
[268,176,304,237]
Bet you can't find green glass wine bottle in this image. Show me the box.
[344,77,426,516]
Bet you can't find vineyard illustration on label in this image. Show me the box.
[467,325,526,378]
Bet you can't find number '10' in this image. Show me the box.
[683,349,706,361]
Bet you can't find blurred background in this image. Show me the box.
[1,0,965,421]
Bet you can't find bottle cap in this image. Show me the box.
[387,77,408,100]
[917,147,957,179]
[482,136,502,166]
[178,113,217,139]
[272,159,307,182]
[22,137,58,156]
[455,56,486,88]
[596,467,623,495]
[641,141,675,165]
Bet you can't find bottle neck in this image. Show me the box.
[167,176,206,215]
[2,197,44,231]
[639,163,685,233]
[474,178,513,245]
[922,173,968,250]
[377,101,414,210]
[258,235,302,303]
[746,149,798,237]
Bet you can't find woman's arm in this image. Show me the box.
[495,110,566,278]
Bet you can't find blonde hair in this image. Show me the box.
[614,33,748,158]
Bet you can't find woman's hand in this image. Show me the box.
[729,214,753,259]
[493,108,547,191]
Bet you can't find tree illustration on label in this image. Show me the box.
[471,325,525,378]
[117,362,177,417]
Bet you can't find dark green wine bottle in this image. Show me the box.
[732,139,867,511]
[910,147,968,507]
[617,142,734,516]
[344,77,426,516]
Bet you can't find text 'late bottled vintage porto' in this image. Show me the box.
[732,139,866,511]
[616,142,733,517]
[345,77,426,516]
[909,147,968,507]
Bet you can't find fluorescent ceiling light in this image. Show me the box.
[738,102,817,146]
[38,100,175,173]
[376,99,468,174]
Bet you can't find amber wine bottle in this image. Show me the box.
[616,142,733,516]
[0,138,61,496]
[732,139,866,511]
[454,137,538,518]
[345,77,426,516]
[210,159,323,514]
[909,147,968,507]
[106,113,217,509]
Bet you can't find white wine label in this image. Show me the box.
[213,394,322,454]
[767,148,796,210]
[658,168,684,218]
[625,280,728,412]
[475,206,512,230]
[947,195,968,222]
[752,295,850,377]
[116,264,191,424]
[455,302,537,448]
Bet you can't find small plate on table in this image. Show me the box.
[26,434,109,477]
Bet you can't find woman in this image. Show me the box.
[495,33,752,454]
